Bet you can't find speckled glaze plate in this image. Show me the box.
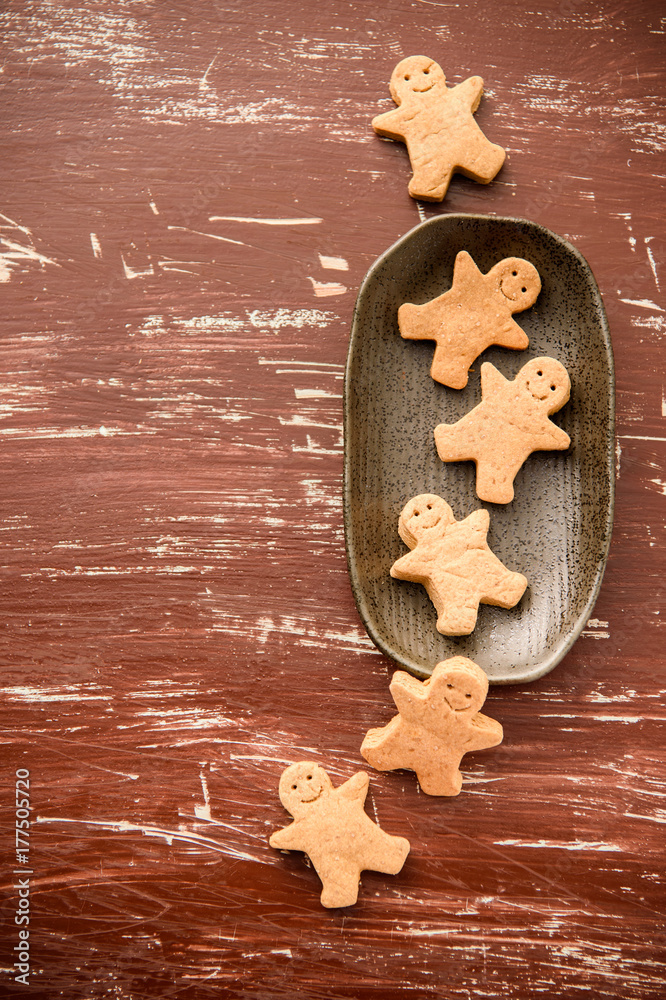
[343,214,614,684]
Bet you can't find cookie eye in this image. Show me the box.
[424,68,429,74]
[404,74,410,80]
[414,509,420,516]
[512,270,517,276]
[465,693,472,699]
[521,286,527,292]
[291,784,297,790]
[426,503,432,510]
[447,683,453,689]
[550,384,556,391]
[306,774,312,780]
[536,370,543,377]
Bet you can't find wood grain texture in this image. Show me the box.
[0,1,664,997]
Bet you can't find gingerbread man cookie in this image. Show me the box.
[269,762,410,908]
[361,657,503,796]
[372,56,505,202]
[434,357,571,504]
[398,251,541,389]
[390,494,527,635]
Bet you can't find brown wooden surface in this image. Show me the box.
[1,2,664,998]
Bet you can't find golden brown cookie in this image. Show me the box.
[434,358,571,503]
[398,251,541,389]
[390,493,527,635]
[361,657,503,796]
[372,55,505,202]
[269,762,410,908]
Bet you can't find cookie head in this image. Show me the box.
[432,657,488,714]
[490,257,541,310]
[519,357,570,412]
[390,56,445,103]
[279,762,332,818]
[398,493,455,547]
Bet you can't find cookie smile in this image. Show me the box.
[499,278,518,301]
[526,379,549,400]
[300,787,323,803]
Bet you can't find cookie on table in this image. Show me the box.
[434,357,571,504]
[390,493,527,636]
[269,762,410,908]
[361,657,503,796]
[372,55,505,202]
[398,250,541,389]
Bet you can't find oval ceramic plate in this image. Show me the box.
[343,214,614,684]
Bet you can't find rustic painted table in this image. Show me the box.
[1,2,664,998]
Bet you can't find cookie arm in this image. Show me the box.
[338,771,369,804]
[452,75,484,112]
[493,317,530,351]
[452,249,483,289]
[372,107,410,139]
[464,713,503,751]
[480,361,509,397]
[389,669,430,722]
[390,549,425,580]
[535,422,571,451]
[459,508,491,547]
[269,823,301,851]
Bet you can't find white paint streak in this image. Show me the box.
[0,235,60,279]
[294,388,342,399]
[167,225,247,247]
[495,839,622,852]
[194,772,212,821]
[0,683,109,703]
[0,424,151,441]
[318,254,349,270]
[90,232,102,258]
[619,435,666,442]
[36,816,260,861]
[581,617,610,639]
[250,308,335,330]
[619,297,664,311]
[649,478,666,495]
[645,241,660,289]
[308,277,348,297]
[209,215,322,225]
[121,254,154,279]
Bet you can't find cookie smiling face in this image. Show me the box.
[398,493,455,547]
[279,762,331,817]
[520,358,570,411]
[390,56,445,102]
[432,659,489,714]
[491,257,541,309]
[441,668,484,712]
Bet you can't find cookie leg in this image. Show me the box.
[364,833,411,876]
[429,576,480,636]
[459,139,506,184]
[430,345,472,390]
[417,766,463,797]
[469,551,527,608]
[314,861,362,908]
[407,148,455,202]
[474,461,517,504]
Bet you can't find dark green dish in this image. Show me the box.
[343,214,614,684]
